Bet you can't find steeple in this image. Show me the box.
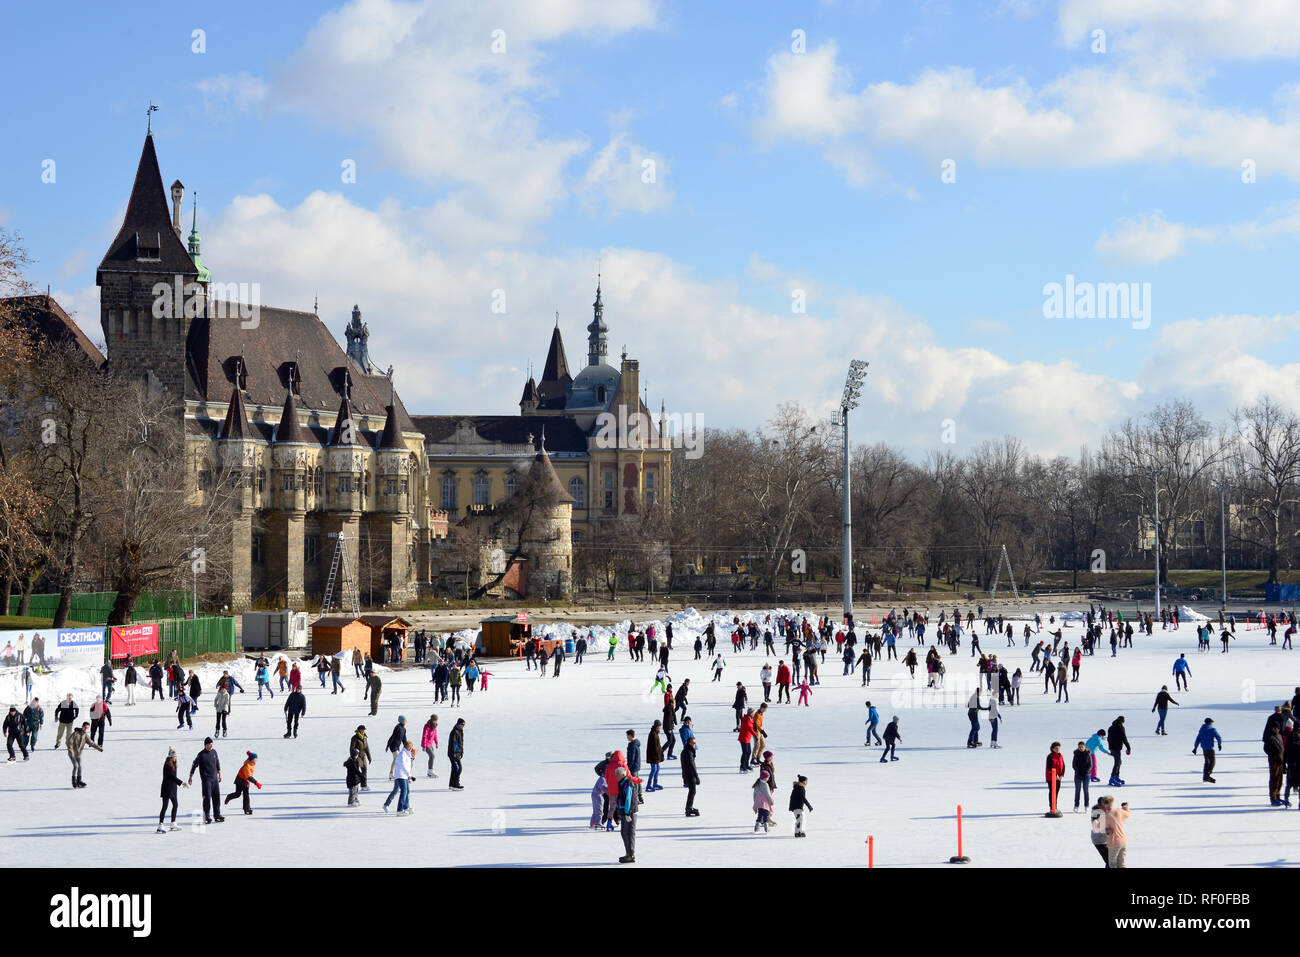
[219,382,251,440]
[98,132,198,277]
[587,275,608,367]
[520,375,540,414]
[273,390,307,444]
[537,321,571,404]
[345,304,376,374]
[187,193,211,283]
[330,389,360,447]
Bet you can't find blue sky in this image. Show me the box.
[6,0,1300,455]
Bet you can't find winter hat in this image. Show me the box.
[759,770,770,779]
[166,747,176,757]
[204,737,214,745]
[1204,718,1214,724]
[356,725,367,732]
[398,715,406,723]
[247,751,257,760]
[763,751,773,759]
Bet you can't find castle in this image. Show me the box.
[84,130,672,611]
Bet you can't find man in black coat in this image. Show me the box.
[680,736,700,816]
[1107,717,1131,785]
[283,688,307,738]
[447,718,465,790]
[1071,741,1093,811]
[149,661,166,700]
[187,737,224,823]
[732,683,747,732]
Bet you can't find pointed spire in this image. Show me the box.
[99,132,197,274]
[587,276,608,367]
[538,322,571,403]
[520,375,540,406]
[187,192,211,283]
[330,390,359,447]
[274,390,307,444]
[529,439,574,504]
[345,304,376,374]
[219,383,251,441]
[379,402,404,450]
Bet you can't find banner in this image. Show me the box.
[110,623,159,659]
[0,628,104,668]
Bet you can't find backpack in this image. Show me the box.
[618,777,635,815]
[1090,808,1107,843]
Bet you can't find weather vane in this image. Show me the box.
[147,101,159,133]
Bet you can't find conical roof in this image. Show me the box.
[378,404,405,450]
[540,325,570,386]
[520,376,540,404]
[528,444,574,504]
[330,392,360,446]
[219,385,251,440]
[273,391,307,444]
[98,134,197,276]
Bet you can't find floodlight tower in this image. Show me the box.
[840,360,869,623]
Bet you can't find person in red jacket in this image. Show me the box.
[738,710,756,772]
[288,663,302,692]
[604,749,633,802]
[1045,741,1065,812]
[775,661,792,704]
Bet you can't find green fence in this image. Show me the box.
[102,616,237,662]
[9,591,189,624]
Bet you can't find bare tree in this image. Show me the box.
[1230,397,1300,583]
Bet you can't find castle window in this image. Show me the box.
[305,535,321,566]
[400,478,408,496]
[603,470,615,510]
[313,467,323,497]
[598,386,607,403]
[568,477,586,508]
[251,534,265,566]
[573,530,584,544]
[386,478,398,495]
[473,472,490,507]
[440,475,457,511]
[282,473,293,491]
[504,471,518,498]
[257,470,265,494]
[338,474,353,494]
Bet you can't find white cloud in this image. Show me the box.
[578,132,673,218]
[256,0,658,233]
[1096,203,1300,263]
[1058,0,1300,60]
[195,73,268,119]
[754,43,1300,183]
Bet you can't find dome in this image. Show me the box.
[567,362,620,409]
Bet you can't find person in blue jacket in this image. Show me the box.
[864,701,882,746]
[1172,654,1192,692]
[1192,717,1223,783]
[679,716,695,752]
[1085,729,1110,783]
[625,729,643,805]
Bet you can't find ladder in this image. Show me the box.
[988,544,1020,602]
[321,532,360,616]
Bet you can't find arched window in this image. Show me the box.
[313,467,323,497]
[568,476,586,508]
[440,474,457,511]
[473,472,490,507]
[504,470,518,499]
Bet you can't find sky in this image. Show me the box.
[6,0,1300,457]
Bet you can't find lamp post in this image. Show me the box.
[839,360,869,624]
[1144,466,1168,618]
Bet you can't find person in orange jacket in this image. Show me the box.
[1045,741,1065,812]
[224,751,262,815]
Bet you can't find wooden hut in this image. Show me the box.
[309,616,372,659]
[359,615,411,662]
[480,614,532,657]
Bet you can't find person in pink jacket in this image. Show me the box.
[797,679,813,707]
[421,715,439,778]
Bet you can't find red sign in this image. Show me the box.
[515,611,528,623]
[110,623,159,659]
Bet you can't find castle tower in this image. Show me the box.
[321,383,365,590]
[267,389,309,607]
[217,377,257,611]
[97,132,200,405]
[519,375,540,414]
[365,398,413,604]
[523,435,574,599]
